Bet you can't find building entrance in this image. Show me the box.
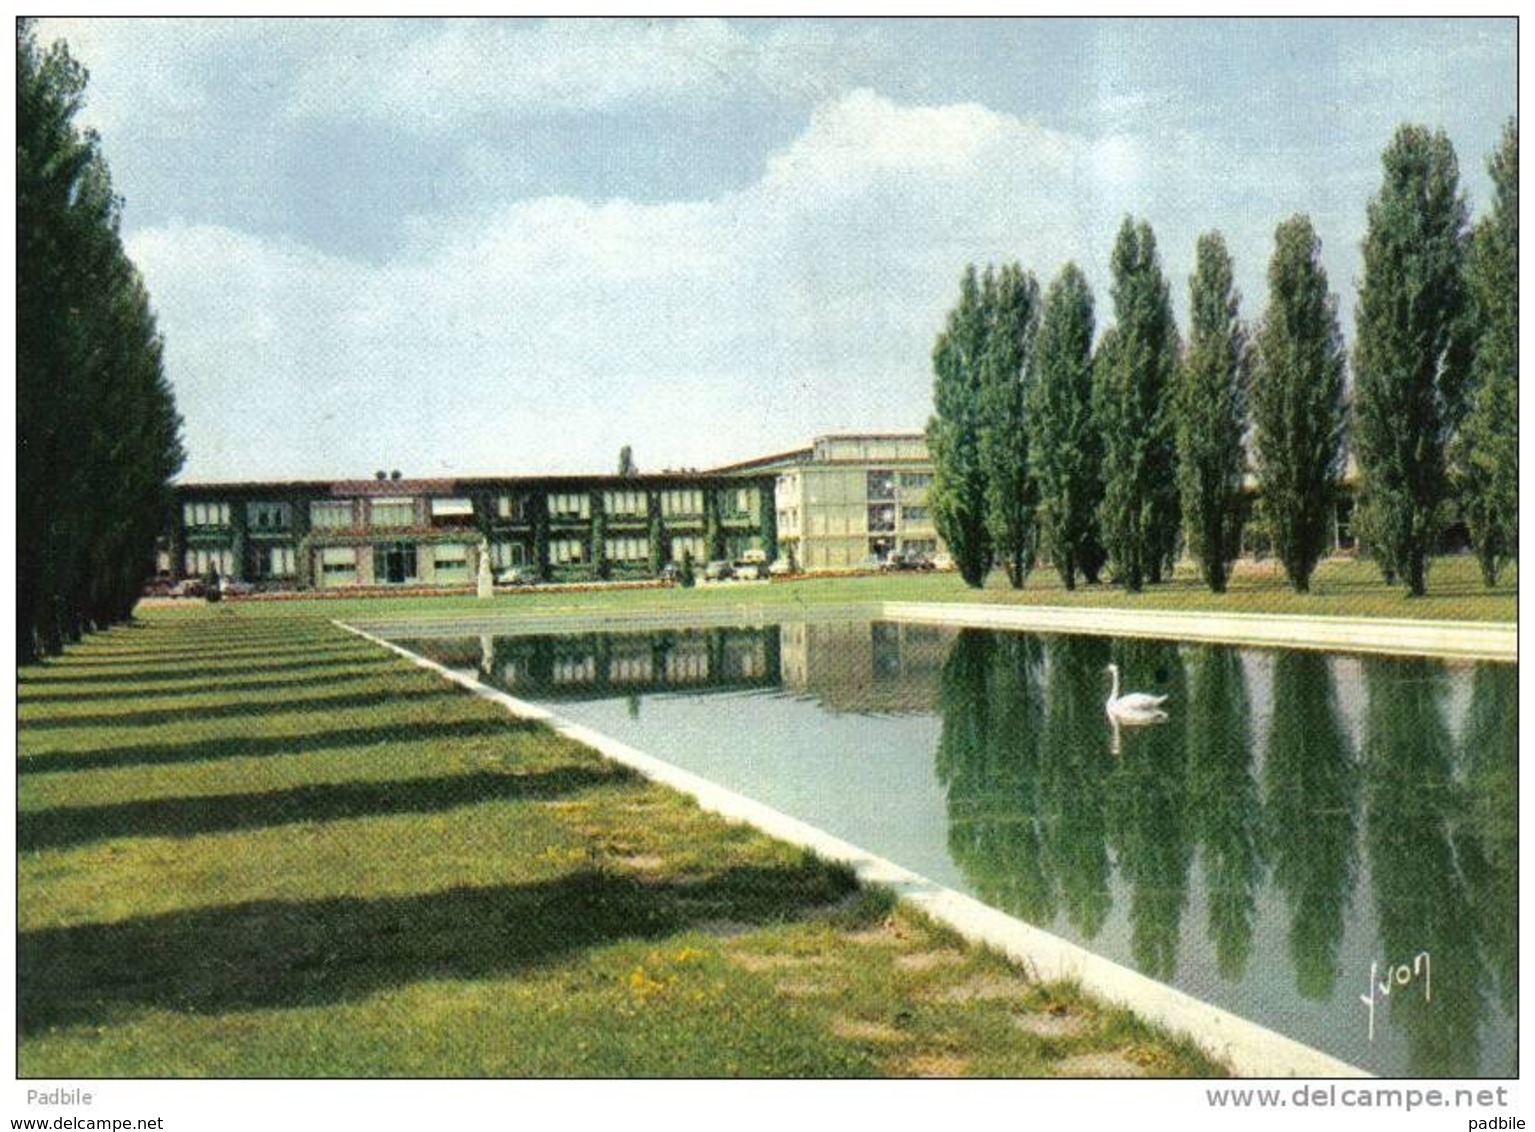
[374,542,418,584]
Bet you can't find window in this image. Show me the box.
[310,501,354,529]
[660,489,703,517]
[430,498,475,526]
[603,490,648,517]
[252,545,296,577]
[548,492,590,520]
[867,471,896,500]
[497,495,531,522]
[669,535,706,563]
[900,472,933,490]
[868,504,897,533]
[433,543,469,580]
[246,502,290,530]
[184,548,234,576]
[902,505,929,523]
[604,537,649,563]
[550,537,586,564]
[320,546,357,586]
[723,487,757,517]
[490,541,526,568]
[369,498,416,528]
[182,501,231,528]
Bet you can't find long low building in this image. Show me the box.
[162,432,951,591]
[164,472,777,590]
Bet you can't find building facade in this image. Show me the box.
[715,433,945,572]
[165,473,776,590]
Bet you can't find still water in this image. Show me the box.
[392,620,1516,1077]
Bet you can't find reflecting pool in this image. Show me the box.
[391,620,1517,1077]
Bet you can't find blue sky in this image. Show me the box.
[34,16,1517,482]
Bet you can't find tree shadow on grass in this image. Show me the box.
[18,673,411,706]
[19,718,532,777]
[20,685,452,732]
[20,764,625,852]
[19,655,397,686]
[53,647,383,671]
[18,860,858,1040]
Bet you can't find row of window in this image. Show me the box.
[184,487,766,532]
[545,535,706,565]
[190,531,736,582]
[867,470,933,500]
[793,504,932,536]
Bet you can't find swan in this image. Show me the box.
[1104,663,1169,722]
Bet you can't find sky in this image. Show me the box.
[32,16,1518,483]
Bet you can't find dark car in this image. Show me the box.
[881,551,934,572]
[703,560,734,581]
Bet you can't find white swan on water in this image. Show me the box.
[1104,663,1169,723]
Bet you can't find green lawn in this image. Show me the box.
[19,608,1224,1078]
[181,553,1514,626]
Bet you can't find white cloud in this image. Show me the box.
[130,87,1356,481]
[35,18,253,138]
[283,18,875,129]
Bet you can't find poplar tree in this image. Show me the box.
[1353,125,1472,597]
[979,263,1042,589]
[1251,215,1346,593]
[928,265,994,587]
[18,21,185,661]
[1029,263,1103,589]
[1455,119,1518,587]
[1175,232,1250,593]
[1094,218,1180,592]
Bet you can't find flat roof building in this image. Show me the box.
[714,433,945,573]
[166,471,776,590]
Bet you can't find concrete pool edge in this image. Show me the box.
[337,618,1372,1080]
[341,599,1514,662]
[883,601,1516,661]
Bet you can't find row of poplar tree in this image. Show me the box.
[18,21,186,662]
[928,119,1517,597]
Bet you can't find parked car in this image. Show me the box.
[168,578,206,599]
[703,560,734,581]
[496,566,540,586]
[930,553,955,571]
[657,562,682,583]
[142,575,175,597]
[768,557,795,577]
[733,559,765,581]
[881,551,934,572]
[220,579,255,597]
[857,555,884,572]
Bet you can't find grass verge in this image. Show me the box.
[147,553,1514,627]
[19,607,1225,1077]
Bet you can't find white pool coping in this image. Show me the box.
[337,618,1374,1079]
[883,602,1516,662]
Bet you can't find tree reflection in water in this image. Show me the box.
[934,630,1054,925]
[1184,645,1262,982]
[1458,664,1518,1031]
[1363,657,1484,1077]
[1038,635,1115,939]
[1104,639,1190,981]
[1263,650,1358,1001]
